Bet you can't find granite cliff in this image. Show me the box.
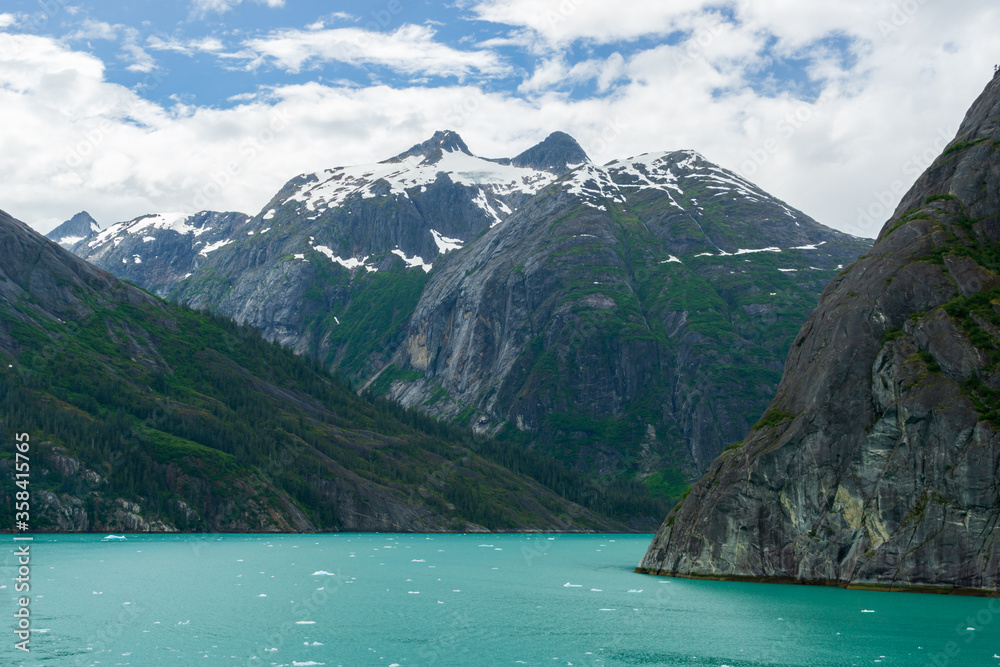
[638,73,1000,594]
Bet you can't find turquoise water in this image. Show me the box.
[2,533,998,666]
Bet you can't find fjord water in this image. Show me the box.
[2,534,997,666]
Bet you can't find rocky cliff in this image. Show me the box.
[637,74,1000,594]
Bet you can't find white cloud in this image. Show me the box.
[234,24,509,78]
[0,13,18,29]
[64,19,119,41]
[120,28,157,73]
[147,35,225,55]
[2,2,1000,245]
[469,0,715,47]
[518,53,626,95]
[190,0,284,16]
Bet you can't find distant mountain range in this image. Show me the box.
[48,129,871,506]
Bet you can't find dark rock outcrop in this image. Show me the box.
[638,74,1000,594]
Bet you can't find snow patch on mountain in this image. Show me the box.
[392,248,432,272]
[313,245,376,272]
[430,229,463,253]
[562,164,626,209]
[285,148,558,214]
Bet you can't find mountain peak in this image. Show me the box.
[392,130,472,163]
[511,131,589,174]
[45,210,101,248]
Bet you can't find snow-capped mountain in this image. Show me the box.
[59,130,871,481]
[62,210,250,297]
[45,211,101,248]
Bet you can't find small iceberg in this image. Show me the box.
[563,583,582,588]
[861,609,875,613]
[295,621,316,625]
[311,571,337,576]
[102,535,127,541]
[627,589,643,593]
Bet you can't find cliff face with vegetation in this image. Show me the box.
[0,208,657,533]
[638,74,1000,594]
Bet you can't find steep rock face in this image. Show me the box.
[638,74,1000,593]
[382,152,869,474]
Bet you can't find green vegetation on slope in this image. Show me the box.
[0,291,660,532]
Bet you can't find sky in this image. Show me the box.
[1,0,998,239]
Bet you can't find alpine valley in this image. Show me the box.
[638,74,1000,594]
[1,207,664,533]
[50,130,870,514]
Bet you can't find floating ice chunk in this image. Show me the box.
[258,594,267,597]
[627,589,643,593]
[295,621,316,624]
[102,535,126,540]
[563,583,582,588]
[590,588,602,592]
[311,571,337,576]
[861,609,875,613]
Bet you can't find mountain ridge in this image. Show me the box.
[50,130,871,506]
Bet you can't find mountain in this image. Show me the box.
[45,211,100,248]
[0,207,661,533]
[61,131,871,504]
[60,210,252,298]
[378,149,870,475]
[637,74,1000,594]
